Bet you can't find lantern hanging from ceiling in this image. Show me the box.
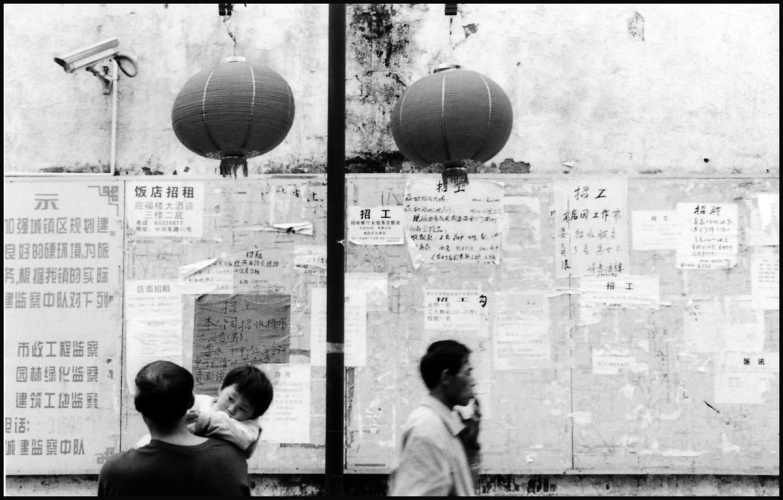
[390,64,513,189]
[171,56,295,177]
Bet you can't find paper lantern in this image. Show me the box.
[390,64,513,188]
[171,56,295,177]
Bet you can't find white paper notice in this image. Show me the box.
[684,298,725,352]
[127,182,204,238]
[179,257,233,294]
[579,275,660,309]
[714,352,779,405]
[345,273,388,312]
[631,210,679,251]
[309,288,327,366]
[751,249,779,310]
[493,292,551,369]
[294,245,327,278]
[757,193,779,231]
[424,290,482,331]
[347,206,404,245]
[723,296,765,353]
[501,196,541,251]
[404,178,503,267]
[676,203,738,269]
[553,178,629,277]
[125,280,183,393]
[259,364,311,443]
[345,289,367,367]
[232,245,290,293]
[592,347,636,375]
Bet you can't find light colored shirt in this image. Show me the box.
[389,394,475,496]
[134,394,261,458]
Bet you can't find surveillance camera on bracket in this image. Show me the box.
[53,36,139,176]
[54,37,120,73]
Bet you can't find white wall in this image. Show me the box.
[4,4,779,175]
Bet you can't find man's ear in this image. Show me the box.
[439,368,452,386]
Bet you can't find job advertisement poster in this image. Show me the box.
[4,181,124,473]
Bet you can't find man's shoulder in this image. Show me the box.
[405,405,452,438]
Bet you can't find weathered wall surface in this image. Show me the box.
[5,474,779,496]
[4,4,779,175]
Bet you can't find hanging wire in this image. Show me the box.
[223,14,237,56]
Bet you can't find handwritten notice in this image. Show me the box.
[192,294,290,394]
[493,292,551,369]
[676,203,738,269]
[579,275,659,309]
[259,364,311,443]
[631,210,679,251]
[5,181,123,474]
[345,289,367,367]
[232,245,290,293]
[751,249,779,310]
[684,298,726,352]
[715,352,779,405]
[723,296,765,353]
[501,196,541,251]
[424,290,483,331]
[404,178,503,267]
[347,206,404,245]
[592,347,636,375]
[309,288,327,366]
[125,280,183,394]
[294,245,327,278]
[553,178,629,277]
[179,257,234,294]
[126,182,204,238]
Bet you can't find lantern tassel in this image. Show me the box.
[442,160,469,191]
[219,156,248,178]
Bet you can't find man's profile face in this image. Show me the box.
[446,356,475,408]
[214,384,254,421]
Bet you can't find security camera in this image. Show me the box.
[54,37,120,73]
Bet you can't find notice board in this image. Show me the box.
[344,174,779,475]
[4,174,778,475]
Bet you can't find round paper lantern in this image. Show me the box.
[391,65,513,186]
[171,56,295,177]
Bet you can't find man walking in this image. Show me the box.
[98,361,250,496]
[389,340,480,496]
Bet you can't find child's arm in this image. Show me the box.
[192,407,261,455]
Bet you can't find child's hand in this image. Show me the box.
[185,408,200,424]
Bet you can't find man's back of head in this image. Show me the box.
[134,360,195,428]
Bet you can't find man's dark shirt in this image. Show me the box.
[98,438,250,496]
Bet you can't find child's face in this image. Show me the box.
[214,384,254,421]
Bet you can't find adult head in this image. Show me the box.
[216,365,275,420]
[420,340,474,409]
[134,360,195,431]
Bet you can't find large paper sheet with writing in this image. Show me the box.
[553,178,629,277]
[676,202,738,269]
[493,291,551,369]
[259,364,311,443]
[192,294,290,394]
[404,178,503,267]
[631,210,679,250]
[347,206,405,245]
[126,182,204,238]
[714,352,779,405]
[125,280,183,394]
[751,248,779,310]
[5,181,123,474]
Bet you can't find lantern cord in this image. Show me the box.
[220,156,248,178]
[223,15,238,55]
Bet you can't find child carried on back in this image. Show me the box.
[136,365,274,458]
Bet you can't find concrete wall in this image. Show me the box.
[4,4,779,175]
[3,3,779,496]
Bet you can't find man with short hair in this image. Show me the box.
[389,340,480,496]
[98,361,250,496]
